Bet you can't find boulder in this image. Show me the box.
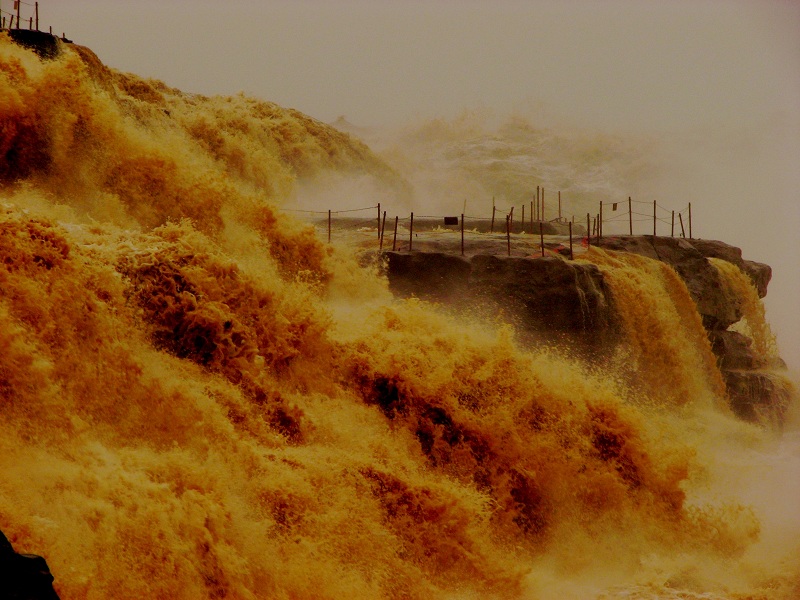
[708,329,790,428]
[0,530,60,599]
[685,238,743,266]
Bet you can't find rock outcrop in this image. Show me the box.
[597,236,745,329]
[708,330,765,371]
[469,255,615,349]
[385,252,472,303]
[383,235,791,426]
[596,236,788,425]
[686,238,772,298]
[385,252,618,353]
[6,30,65,59]
[0,530,60,599]
[722,370,792,425]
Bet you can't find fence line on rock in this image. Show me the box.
[0,2,66,39]
[280,192,695,259]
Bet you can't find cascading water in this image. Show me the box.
[0,33,797,600]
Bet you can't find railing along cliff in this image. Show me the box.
[283,192,694,260]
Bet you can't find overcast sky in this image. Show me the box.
[19,1,800,367]
[36,0,799,133]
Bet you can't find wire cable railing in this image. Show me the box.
[1,1,69,40]
[280,192,696,260]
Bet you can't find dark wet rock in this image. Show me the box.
[708,330,766,371]
[468,255,616,346]
[384,236,789,427]
[723,370,793,426]
[597,236,740,330]
[685,238,744,266]
[7,30,63,60]
[0,530,60,599]
[649,238,730,328]
[708,330,790,427]
[740,260,771,299]
[386,252,471,303]
[684,238,771,298]
[384,252,618,351]
[596,237,789,426]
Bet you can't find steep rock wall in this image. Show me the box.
[383,236,790,424]
[385,252,618,354]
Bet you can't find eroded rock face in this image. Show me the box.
[741,260,772,299]
[723,371,792,426]
[384,236,791,427]
[708,330,766,371]
[684,238,772,299]
[594,237,790,426]
[385,252,618,351]
[705,328,791,427]
[597,236,741,330]
[685,238,744,265]
[385,252,471,303]
[469,255,615,346]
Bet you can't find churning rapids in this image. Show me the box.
[0,32,798,600]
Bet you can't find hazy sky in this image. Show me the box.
[39,0,800,132]
[19,1,800,367]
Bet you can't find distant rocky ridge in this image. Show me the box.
[382,235,791,425]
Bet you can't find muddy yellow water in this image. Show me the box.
[0,34,798,599]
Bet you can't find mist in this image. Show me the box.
[36,0,800,367]
[2,5,800,598]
